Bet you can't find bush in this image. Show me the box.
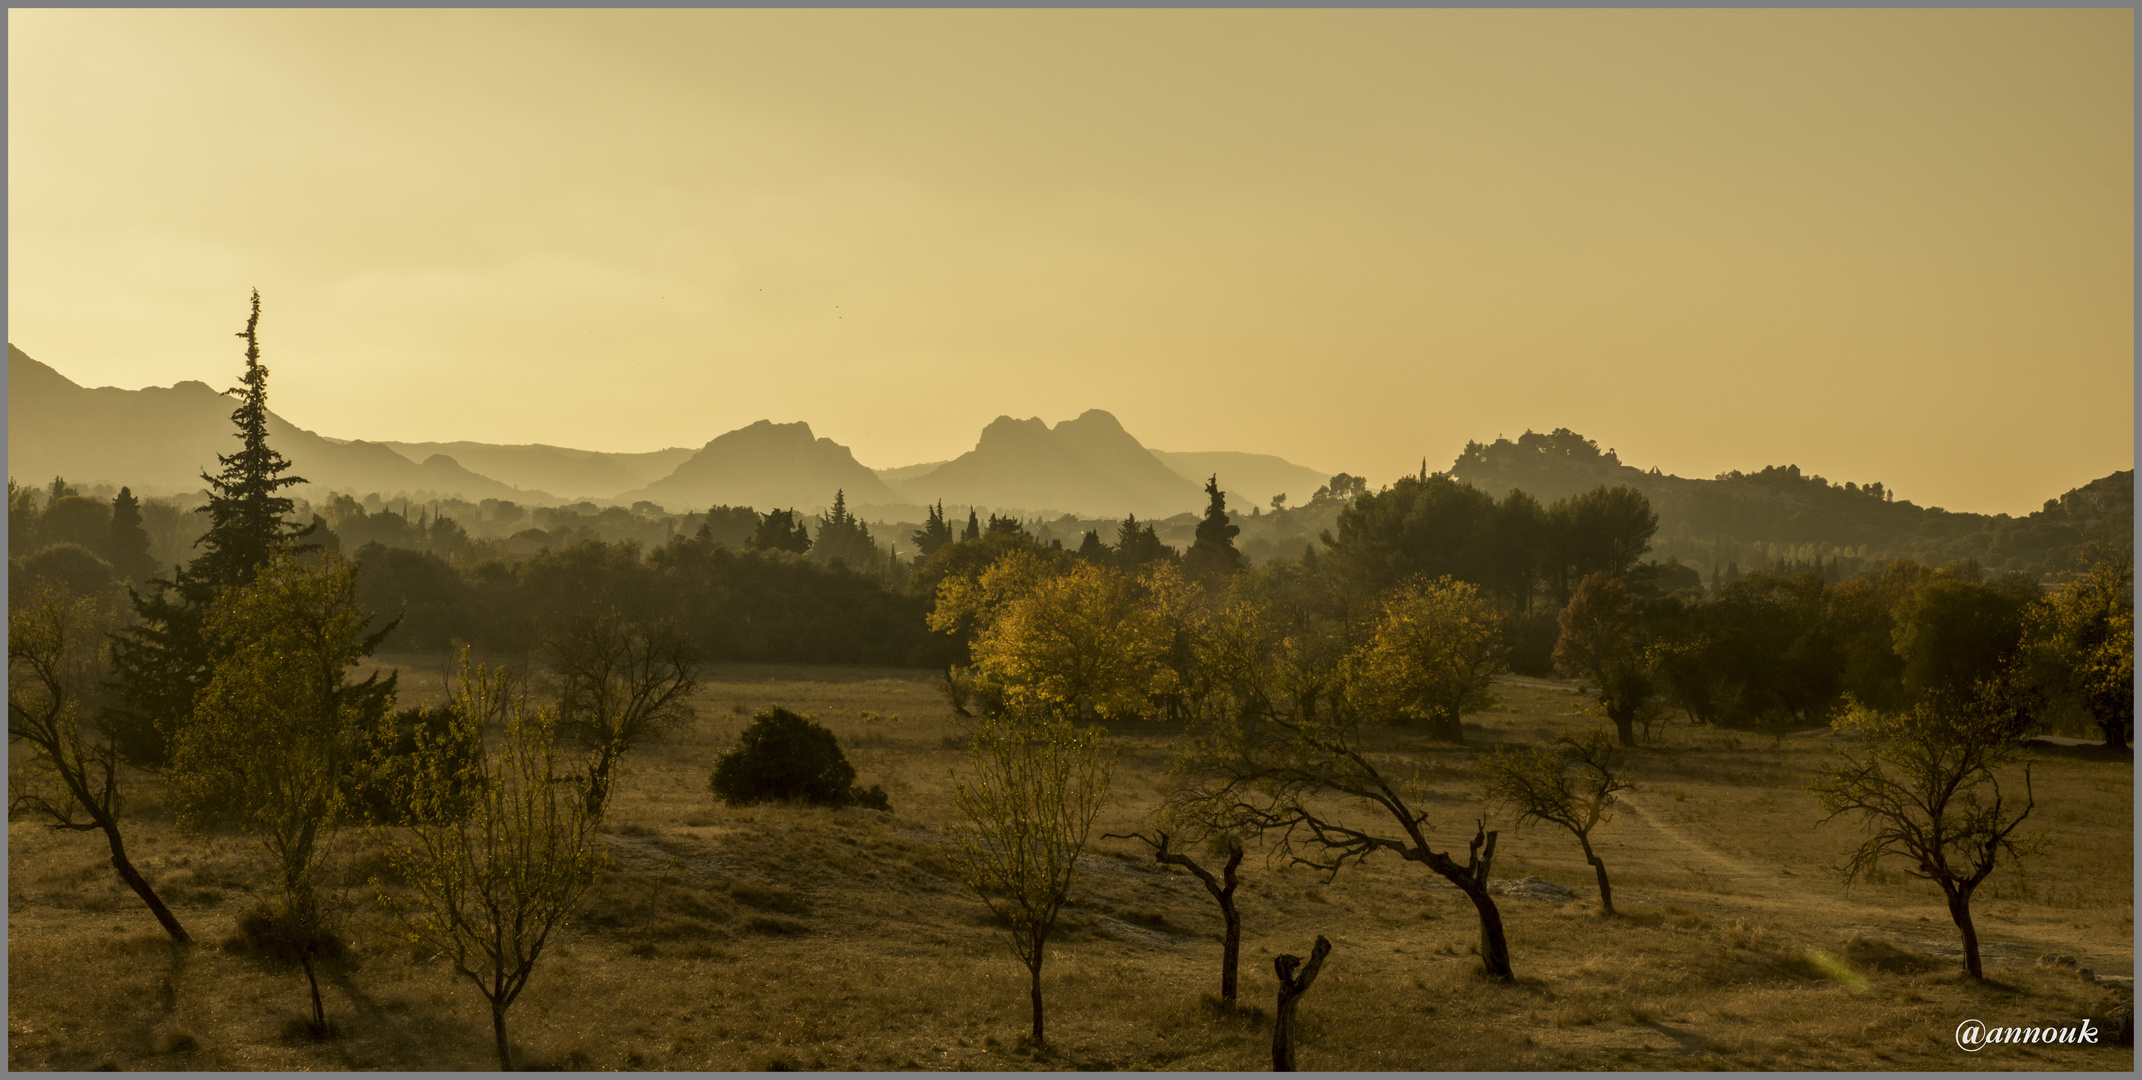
[709,707,890,811]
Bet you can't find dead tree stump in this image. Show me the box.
[1272,934,1332,1071]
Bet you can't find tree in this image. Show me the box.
[541,612,701,817]
[709,706,889,809]
[374,657,606,1071]
[1112,513,1176,569]
[949,711,1114,1046]
[2022,544,2132,749]
[958,559,1190,721]
[1891,575,2032,700]
[1553,573,1650,747]
[1542,485,1658,605]
[170,548,394,1034]
[1345,576,1507,743]
[8,585,191,942]
[106,486,159,584]
[1105,830,1246,1001]
[1183,475,1244,583]
[106,291,312,765]
[1172,588,1515,978]
[1271,935,1332,1072]
[1483,728,1631,915]
[748,508,812,554]
[911,501,955,559]
[813,490,880,569]
[1074,530,1110,563]
[963,509,982,542]
[1810,680,2037,979]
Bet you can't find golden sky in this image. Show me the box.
[8,9,2132,515]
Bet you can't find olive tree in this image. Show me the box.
[1483,727,1631,915]
[1553,572,1652,747]
[8,585,191,941]
[1810,680,2037,979]
[374,656,606,1070]
[948,710,1114,1045]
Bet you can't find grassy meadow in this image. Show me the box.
[7,659,2133,1071]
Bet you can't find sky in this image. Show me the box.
[8,8,2132,516]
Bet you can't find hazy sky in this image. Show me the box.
[9,9,2131,515]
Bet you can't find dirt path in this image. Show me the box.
[1602,793,2134,979]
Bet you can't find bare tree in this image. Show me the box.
[8,585,191,942]
[541,612,700,817]
[1272,934,1332,1071]
[1483,727,1631,915]
[374,656,606,1070]
[1105,830,1246,1001]
[949,710,1114,1046]
[1811,680,2036,979]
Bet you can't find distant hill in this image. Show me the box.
[379,440,694,501]
[890,410,1206,518]
[1149,449,1330,510]
[1448,428,2132,578]
[618,420,895,514]
[7,344,537,504]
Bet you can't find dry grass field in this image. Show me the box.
[8,658,2133,1071]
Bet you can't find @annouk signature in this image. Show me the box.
[1955,1017,2100,1051]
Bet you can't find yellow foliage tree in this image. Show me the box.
[951,556,1192,722]
[1344,576,1507,742]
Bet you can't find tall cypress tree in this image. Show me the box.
[106,486,158,585]
[106,291,313,764]
[911,501,955,558]
[1184,475,1243,582]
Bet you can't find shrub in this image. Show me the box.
[709,707,890,810]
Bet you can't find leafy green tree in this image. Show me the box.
[10,542,118,599]
[9,585,191,941]
[950,710,1114,1046]
[106,291,312,765]
[1327,473,1500,593]
[1484,728,1631,914]
[911,501,955,558]
[170,548,394,1035]
[41,494,112,554]
[2022,543,2133,749]
[1553,573,1650,747]
[1892,575,2033,699]
[1184,475,1244,583]
[748,508,812,554]
[696,504,762,549]
[8,477,44,553]
[1811,679,2037,979]
[106,487,159,584]
[373,657,606,1071]
[1543,485,1658,607]
[1345,576,1507,743]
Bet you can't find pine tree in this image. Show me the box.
[963,509,981,543]
[1184,475,1243,582]
[911,501,955,558]
[105,291,313,765]
[813,490,880,569]
[1075,530,1110,562]
[106,486,158,584]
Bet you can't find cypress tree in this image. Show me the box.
[106,291,313,764]
[911,500,955,558]
[106,486,158,584]
[963,509,981,543]
[1184,475,1244,582]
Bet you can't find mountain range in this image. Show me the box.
[6,345,1329,518]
